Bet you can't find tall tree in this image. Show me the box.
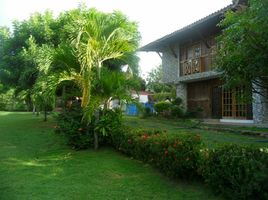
[36,8,140,148]
[146,65,172,93]
[0,11,58,110]
[71,9,140,149]
[216,0,268,97]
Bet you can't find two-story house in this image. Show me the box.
[140,0,268,124]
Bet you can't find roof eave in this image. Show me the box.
[138,4,234,52]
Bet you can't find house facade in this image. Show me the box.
[140,0,268,124]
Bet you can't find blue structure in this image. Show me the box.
[125,102,154,116]
[125,104,138,116]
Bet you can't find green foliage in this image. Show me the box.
[55,105,94,149]
[154,101,172,114]
[0,6,140,128]
[140,107,153,118]
[124,116,268,148]
[170,105,184,118]
[95,108,123,138]
[146,65,173,93]
[153,91,176,102]
[185,107,204,118]
[110,128,203,179]
[0,89,27,111]
[203,144,268,200]
[0,112,221,200]
[217,0,268,95]
[154,98,184,118]
[55,106,123,149]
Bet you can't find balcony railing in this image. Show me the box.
[180,55,215,76]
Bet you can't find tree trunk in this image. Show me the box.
[62,85,66,112]
[36,107,40,116]
[44,105,47,122]
[94,109,100,150]
[25,95,33,112]
[32,105,36,115]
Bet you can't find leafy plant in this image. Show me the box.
[110,128,203,179]
[95,108,123,138]
[154,101,172,115]
[55,104,94,149]
[203,144,268,200]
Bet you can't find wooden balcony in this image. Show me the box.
[180,55,215,76]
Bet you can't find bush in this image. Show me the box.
[203,144,268,200]
[110,128,203,180]
[55,106,123,149]
[95,108,123,139]
[154,101,171,113]
[170,105,184,118]
[185,107,203,118]
[140,107,153,118]
[55,105,94,149]
[154,101,172,116]
[172,97,183,106]
[154,98,185,118]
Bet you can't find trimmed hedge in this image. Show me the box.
[110,128,203,179]
[110,128,268,199]
[202,145,268,200]
[56,108,268,200]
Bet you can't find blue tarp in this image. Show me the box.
[125,102,154,116]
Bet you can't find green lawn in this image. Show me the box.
[124,116,268,148]
[0,112,222,200]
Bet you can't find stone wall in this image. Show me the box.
[176,83,187,111]
[162,46,179,83]
[252,87,268,124]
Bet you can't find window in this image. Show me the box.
[222,87,247,118]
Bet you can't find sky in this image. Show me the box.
[0,0,232,78]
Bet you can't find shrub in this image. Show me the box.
[55,106,123,149]
[170,105,184,118]
[95,108,123,139]
[203,144,268,200]
[55,105,94,149]
[154,101,171,116]
[172,97,183,106]
[184,107,203,118]
[154,98,185,118]
[110,128,203,180]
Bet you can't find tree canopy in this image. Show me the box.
[0,6,141,125]
[216,0,268,96]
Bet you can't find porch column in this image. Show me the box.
[176,82,187,111]
[252,85,268,124]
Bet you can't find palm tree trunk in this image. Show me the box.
[94,109,99,150]
[62,85,66,112]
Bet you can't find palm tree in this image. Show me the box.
[37,8,140,149]
[71,9,139,149]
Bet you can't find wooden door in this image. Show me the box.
[222,87,247,119]
[212,86,222,118]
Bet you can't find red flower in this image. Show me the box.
[141,134,149,140]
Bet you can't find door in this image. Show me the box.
[222,87,247,119]
[212,86,222,118]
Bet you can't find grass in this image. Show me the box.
[0,112,222,200]
[124,116,268,148]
